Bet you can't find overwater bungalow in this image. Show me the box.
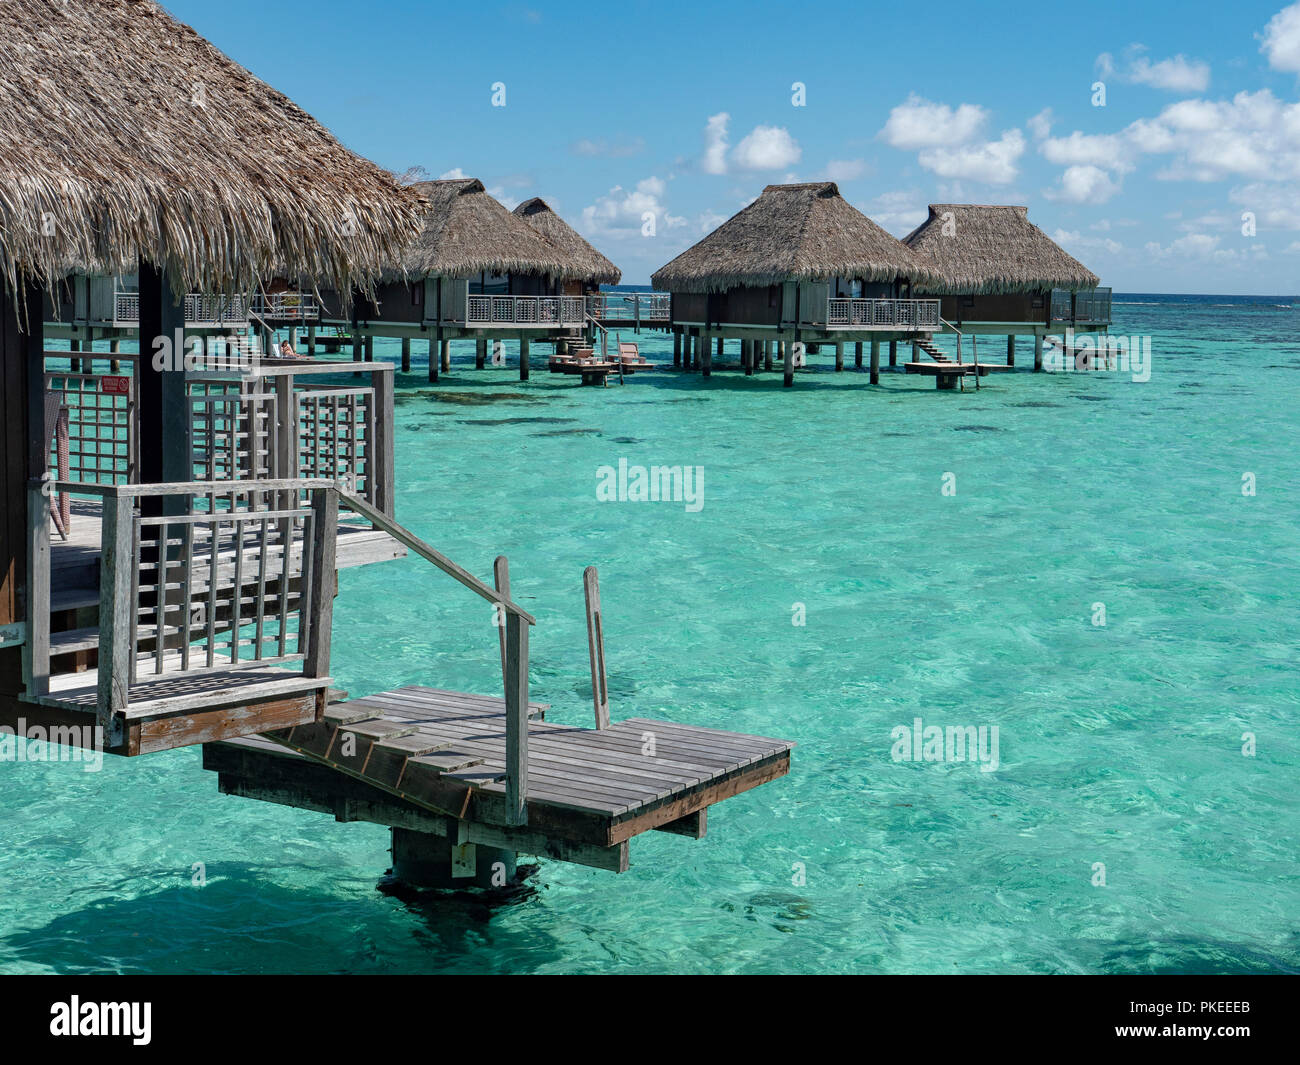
[651,181,944,386]
[318,178,595,381]
[902,204,1112,370]
[1,0,791,886]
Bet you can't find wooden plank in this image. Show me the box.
[136,693,316,756]
[584,566,609,729]
[503,612,528,825]
[25,485,50,696]
[95,491,133,742]
[304,488,337,678]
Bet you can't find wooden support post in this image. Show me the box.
[763,340,773,372]
[110,336,121,373]
[494,556,510,683]
[855,341,863,369]
[742,339,753,375]
[911,340,920,363]
[1034,333,1044,372]
[889,339,897,367]
[373,368,395,515]
[584,566,610,730]
[352,334,363,362]
[504,611,529,826]
[69,338,80,375]
[519,337,530,381]
[673,331,682,368]
[96,491,133,744]
[1006,334,1016,367]
[304,488,338,680]
[427,337,439,383]
[364,335,374,361]
[870,338,880,385]
[400,336,411,373]
[715,335,724,361]
[701,333,712,378]
[783,340,794,387]
[25,486,50,698]
[835,342,844,372]
[307,325,316,357]
[136,261,188,500]
[440,337,451,373]
[475,336,487,369]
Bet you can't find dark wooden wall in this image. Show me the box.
[0,280,42,699]
[940,290,1049,325]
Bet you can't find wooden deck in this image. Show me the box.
[206,684,794,871]
[49,496,402,612]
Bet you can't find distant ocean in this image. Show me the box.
[3,296,1297,974]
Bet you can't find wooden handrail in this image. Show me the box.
[334,487,536,625]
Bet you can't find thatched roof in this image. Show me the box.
[650,182,938,293]
[513,198,621,284]
[399,180,580,280]
[0,0,426,303]
[903,205,1100,294]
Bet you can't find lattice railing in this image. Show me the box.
[187,384,277,484]
[464,295,586,327]
[824,298,942,330]
[44,369,135,485]
[296,387,374,502]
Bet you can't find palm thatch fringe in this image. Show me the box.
[903,205,1100,294]
[0,0,426,308]
[513,197,621,285]
[650,182,939,293]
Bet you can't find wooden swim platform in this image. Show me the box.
[205,684,794,871]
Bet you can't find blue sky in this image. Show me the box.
[169,0,1300,293]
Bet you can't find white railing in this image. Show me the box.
[587,292,671,322]
[113,290,250,327]
[463,295,586,327]
[251,293,320,322]
[825,298,941,330]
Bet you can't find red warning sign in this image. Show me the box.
[100,376,130,395]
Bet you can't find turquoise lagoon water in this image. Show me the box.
[2,295,1297,974]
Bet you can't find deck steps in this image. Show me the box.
[254,683,794,854]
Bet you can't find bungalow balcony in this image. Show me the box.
[823,297,942,331]
[1050,287,1112,325]
[463,294,586,328]
[64,276,319,330]
[587,292,671,323]
[111,288,250,329]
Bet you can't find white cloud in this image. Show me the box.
[880,94,988,149]
[1045,165,1122,204]
[1261,3,1300,72]
[1144,233,1221,259]
[917,129,1025,184]
[702,113,730,175]
[438,167,468,179]
[1096,45,1210,93]
[824,158,867,182]
[1230,182,1300,229]
[1053,228,1124,255]
[732,125,802,170]
[1027,108,1054,140]
[580,177,685,239]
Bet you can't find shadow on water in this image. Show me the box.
[0,861,563,975]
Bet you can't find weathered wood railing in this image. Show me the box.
[824,297,941,330]
[26,478,339,743]
[44,357,137,485]
[336,488,536,825]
